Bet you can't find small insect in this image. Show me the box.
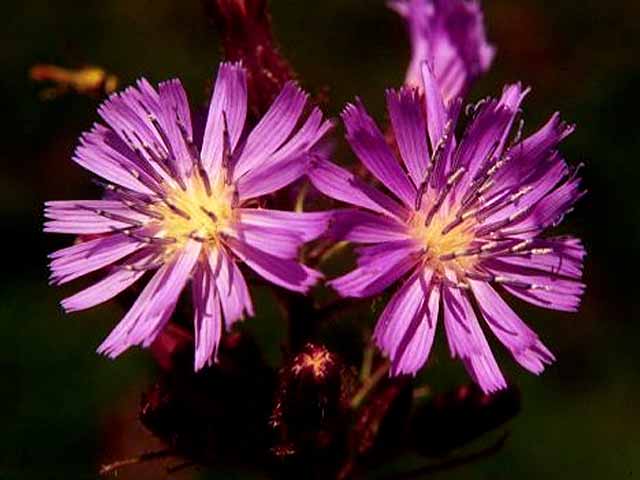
[29,64,118,99]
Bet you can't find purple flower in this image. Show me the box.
[389,0,495,104]
[309,65,585,393]
[45,62,333,370]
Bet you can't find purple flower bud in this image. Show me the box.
[390,0,495,103]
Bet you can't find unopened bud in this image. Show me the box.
[270,343,353,464]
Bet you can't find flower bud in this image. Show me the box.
[270,343,354,468]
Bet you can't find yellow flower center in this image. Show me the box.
[152,172,236,251]
[410,206,477,277]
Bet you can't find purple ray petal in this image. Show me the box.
[307,159,410,221]
[391,272,441,375]
[44,200,150,234]
[49,233,145,285]
[386,87,430,187]
[442,274,506,393]
[158,78,194,180]
[478,155,569,227]
[192,263,223,370]
[226,237,322,293]
[227,223,304,260]
[342,100,417,207]
[235,150,310,200]
[485,258,585,312]
[469,280,555,374]
[499,176,585,236]
[390,0,495,103]
[374,269,438,374]
[454,84,528,196]
[262,109,335,173]
[491,113,575,196]
[236,208,331,242]
[74,126,157,194]
[97,239,201,358]
[98,88,173,184]
[329,241,421,298]
[329,209,412,243]
[210,248,254,328]
[233,82,308,179]
[496,237,585,279]
[60,250,158,313]
[420,61,448,149]
[201,62,247,176]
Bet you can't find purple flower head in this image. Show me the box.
[309,65,585,393]
[45,62,333,370]
[390,0,495,104]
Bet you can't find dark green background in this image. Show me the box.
[1,0,638,478]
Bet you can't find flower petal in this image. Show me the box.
[442,274,506,393]
[373,269,439,375]
[329,209,412,243]
[492,113,575,193]
[454,84,529,196]
[158,78,194,180]
[329,240,420,298]
[391,273,440,375]
[192,263,223,370]
[262,109,334,172]
[233,82,308,179]
[386,87,430,187]
[60,252,154,313]
[308,158,409,221]
[235,150,309,200]
[236,209,331,242]
[98,83,176,185]
[420,61,448,149]
[97,239,201,358]
[49,233,145,285]
[496,236,585,279]
[342,100,417,207]
[484,258,585,312]
[211,248,254,327]
[227,223,304,260]
[44,200,150,234]
[390,0,495,102]
[74,125,157,194]
[201,62,247,176]
[226,237,322,293]
[469,280,555,375]
[497,176,585,237]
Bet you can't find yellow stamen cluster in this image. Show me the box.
[410,207,477,277]
[153,173,236,251]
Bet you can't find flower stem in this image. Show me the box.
[294,181,309,212]
[351,360,390,409]
[360,342,375,382]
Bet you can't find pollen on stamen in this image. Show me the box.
[150,174,236,249]
[411,208,478,278]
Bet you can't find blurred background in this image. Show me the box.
[2,0,638,478]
